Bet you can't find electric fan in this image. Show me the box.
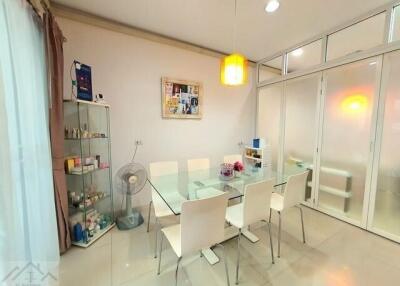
[114,163,147,230]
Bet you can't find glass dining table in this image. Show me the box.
[148,166,304,265]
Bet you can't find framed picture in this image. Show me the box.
[161,77,203,119]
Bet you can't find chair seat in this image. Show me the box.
[270,192,284,212]
[225,203,244,229]
[162,224,182,257]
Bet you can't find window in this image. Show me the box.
[327,13,386,61]
[287,40,323,73]
[391,5,400,42]
[258,56,282,82]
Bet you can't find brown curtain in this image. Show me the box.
[44,12,71,253]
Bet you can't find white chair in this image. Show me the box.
[225,180,275,285]
[147,161,185,258]
[270,171,309,258]
[157,193,230,286]
[187,158,210,171]
[187,158,210,199]
[224,154,243,164]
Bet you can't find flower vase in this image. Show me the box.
[235,170,242,178]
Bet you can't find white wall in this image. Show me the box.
[58,17,256,208]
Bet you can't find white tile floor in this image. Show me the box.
[59,206,400,286]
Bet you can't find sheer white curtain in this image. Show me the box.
[0,0,59,282]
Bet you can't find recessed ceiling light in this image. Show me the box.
[292,48,303,57]
[369,61,377,66]
[265,0,280,13]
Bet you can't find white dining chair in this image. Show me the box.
[270,171,309,258]
[225,180,275,285]
[187,158,210,171]
[223,154,243,164]
[187,158,211,199]
[147,161,185,258]
[157,193,230,286]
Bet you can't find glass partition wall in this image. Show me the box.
[257,0,400,242]
[369,50,400,240]
[283,73,321,204]
[257,83,283,172]
[318,58,379,223]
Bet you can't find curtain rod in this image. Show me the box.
[25,0,67,42]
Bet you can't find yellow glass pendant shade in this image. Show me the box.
[220,53,248,86]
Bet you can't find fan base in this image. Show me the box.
[116,210,144,230]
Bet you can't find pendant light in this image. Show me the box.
[220,0,248,86]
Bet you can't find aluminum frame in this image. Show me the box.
[257,0,400,87]
[256,0,400,241]
[361,55,384,228]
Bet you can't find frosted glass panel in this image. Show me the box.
[318,58,378,221]
[287,40,322,73]
[392,5,400,42]
[257,83,283,171]
[327,13,386,61]
[372,50,400,237]
[258,56,282,82]
[283,74,320,202]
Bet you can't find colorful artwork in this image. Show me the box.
[162,77,202,119]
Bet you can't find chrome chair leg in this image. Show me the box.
[236,229,242,285]
[146,201,153,233]
[267,222,275,264]
[157,232,164,275]
[154,218,159,258]
[278,211,281,258]
[215,244,231,286]
[299,206,306,243]
[175,257,182,286]
[269,208,272,223]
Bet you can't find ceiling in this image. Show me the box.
[52,0,393,61]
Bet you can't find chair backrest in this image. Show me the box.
[149,161,179,202]
[180,193,229,256]
[187,158,210,172]
[149,161,178,178]
[242,179,274,226]
[282,171,309,209]
[223,154,242,164]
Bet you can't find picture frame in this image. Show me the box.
[161,77,203,119]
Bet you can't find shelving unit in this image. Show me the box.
[71,224,115,248]
[244,145,264,170]
[64,99,115,248]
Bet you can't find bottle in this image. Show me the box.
[73,223,83,241]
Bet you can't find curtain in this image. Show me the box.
[0,0,59,282]
[44,11,71,254]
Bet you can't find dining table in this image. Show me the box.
[148,165,305,265]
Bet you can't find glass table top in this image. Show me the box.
[148,167,304,215]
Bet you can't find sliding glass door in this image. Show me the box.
[283,73,321,203]
[257,83,283,172]
[317,58,380,223]
[257,49,400,241]
[368,50,400,241]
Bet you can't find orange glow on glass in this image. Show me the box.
[220,53,248,86]
[341,94,368,114]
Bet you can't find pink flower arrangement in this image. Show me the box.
[233,161,244,172]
